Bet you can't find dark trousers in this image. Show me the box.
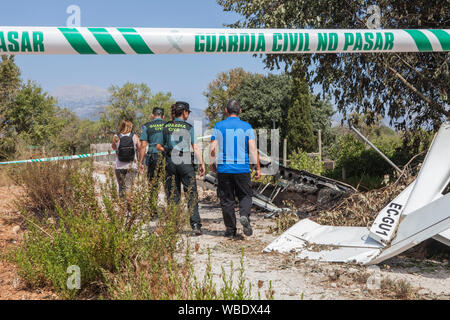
[147,153,163,181]
[165,158,201,228]
[217,172,253,233]
[115,168,136,198]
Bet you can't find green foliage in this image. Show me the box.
[204,68,334,151]
[100,82,174,136]
[204,68,252,127]
[8,81,58,144]
[286,74,315,152]
[236,73,291,134]
[391,129,434,168]
[218,0,449,130]
[49,108,101,155]
[325,132,403,189]
[0,55,21,158]
[310,95,335,156]
[8,161,271,300]
[8,162,186,299]
[289,148,323,175]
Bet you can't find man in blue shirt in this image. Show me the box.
[210,99,261,238]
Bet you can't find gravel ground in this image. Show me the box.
[190,182,450,300]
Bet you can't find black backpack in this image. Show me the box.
[117,132,135,162]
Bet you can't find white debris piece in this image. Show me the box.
[263,219,383,264]
[264,122,450,265]
[369,181,415,245]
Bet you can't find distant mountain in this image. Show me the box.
[52,85,211,131]
[52,85,110,120]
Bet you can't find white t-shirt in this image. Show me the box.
[115,133,138,170]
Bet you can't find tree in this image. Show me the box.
[217,0,449,130]
[0,55,21,155]
[204,68,335,150]
[310,94,335,152]
[7,81,58,145]
[203,68,252,126]
[0,55,21,116]
[100,82,174,135]
[50,108,100,155]
[236,73,291,134]
[286,75,315,152]
[0,80,59,158]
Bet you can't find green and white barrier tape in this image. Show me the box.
[0,27,448,54]
[0,151,116,165]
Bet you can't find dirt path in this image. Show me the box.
[191,184,450,300]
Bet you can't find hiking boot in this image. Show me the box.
[224,230,237,238]
[192,224,202,236]
[239,216,253,237]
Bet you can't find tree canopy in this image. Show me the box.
[99,82,174,136]
[204,68,335,152]
[217,0,449,130]
[203,67,252,127]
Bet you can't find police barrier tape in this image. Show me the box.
[0,27,448,55]
[0,151,116,165]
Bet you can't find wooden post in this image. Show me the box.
[318,129,322,162]
[283,139,287,167]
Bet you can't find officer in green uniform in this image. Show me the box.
[139,107,166,180]
[156,101,205,235]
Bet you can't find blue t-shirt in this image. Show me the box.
[211,117,255,174]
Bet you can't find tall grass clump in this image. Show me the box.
[8,161,78,218]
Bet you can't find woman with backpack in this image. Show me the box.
[111,119,141,198]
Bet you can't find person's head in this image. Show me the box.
[225,99,241,116]
[151,107,164,120]
[170,103,176,120]
[173,101,191,120]
[118,119,133,134]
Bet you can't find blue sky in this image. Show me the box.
[0,0,278,110]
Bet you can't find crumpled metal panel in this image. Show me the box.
[264,122,450,265]
[263,219,382,264]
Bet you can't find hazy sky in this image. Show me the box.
[0,0,279,110]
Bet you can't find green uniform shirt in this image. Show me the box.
[157,118,196,153]
[140,118,166,154]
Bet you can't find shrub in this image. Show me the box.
[7,161,269,300]
[8,162,189,299]
[289,148,323,175]
[8,161,78,218]
[325,133,403,189]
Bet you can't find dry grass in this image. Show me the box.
[268,211,300,235]
[350,271,371,284]
[315,173,415,227]
[7,161,79,219]
[380,277,416,299]
[0,169,14,187]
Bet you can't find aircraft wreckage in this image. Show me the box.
[204,121,450,265]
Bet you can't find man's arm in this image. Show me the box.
[155,130,165,153]
[156,144,165,152]
[209,139,218,173]
[192,143,205,177]
[139,140,148,164]
[248,139,261,179]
